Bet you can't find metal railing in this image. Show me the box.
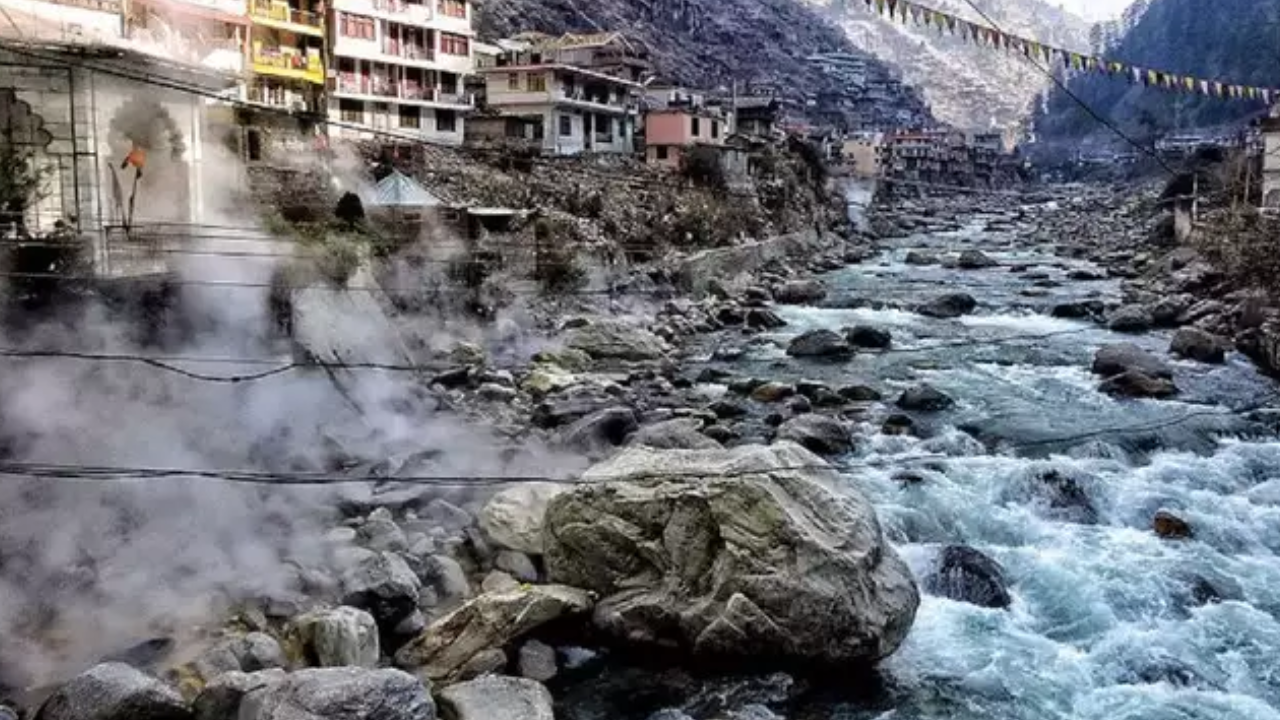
[250,0,323,28]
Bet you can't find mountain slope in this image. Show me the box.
[807,0,1091,131]
[1035,0,1280,142]
[473,0,933,130]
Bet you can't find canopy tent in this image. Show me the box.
[365,170,442,209]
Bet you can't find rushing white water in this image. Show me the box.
[691,223,1280,720]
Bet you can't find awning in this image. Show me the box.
[367,170,442,208]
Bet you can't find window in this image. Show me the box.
[339,99,362,123]
[437,0,466,17]
[399,105,419,128]
[691,117,701,137]
[506,72,519,90]
[711,120,720,139]
[440,32,469,56]
[339,13,375,39]
[436,109,457,133]
[558,113,572,137]
[526,73,546,92]
[656,146,669,160]
[598,116,611,139]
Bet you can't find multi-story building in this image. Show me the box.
[326,0,475,145]
[123,0,248,76]
[476,31,645,156]
[842,131,884,179]
[642,86,729,168]
[246,0,326,112]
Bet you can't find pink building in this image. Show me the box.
[643,106,727,168]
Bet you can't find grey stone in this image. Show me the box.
[437,676,554,720]
[1170,327,1228,364]
[193,670,286,720]
[517,640,558,682]
[956,250,997,269]
[360,508,408,553]
[917,293,977,319]
[287,607,380,668]
[1098,370,1178,399]
[557,406,639,451]
[340,550,421,631]
[424,555,472,603]
[904,250,939,265]
[775,415,852,455]
[846,326,891,349]
[896,384,955,412]
[543,443,919,669]
[1092,343,1172,378]
[786,330,853,359]
[480,483,567,555]
[1107,304,1154,333]
[772,279,827,305]
[36,663,190,720]
[217,667,433,720]
[630,418,722,450]
[924,546,1012,609]
[565,320,668,361]
[454,649,507,682]
[496,551,539,582]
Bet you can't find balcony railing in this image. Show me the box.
[252,45,324,83]
[334,77,473,105]
[381,40,433,61]
[250,0,323,30]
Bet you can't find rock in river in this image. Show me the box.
[956,250,997,269]
[1170,327,1228,364]
[1099,370,1178,399]
[1091,343,1172,379]
[565,320,668,361]
[37,663,190,720]
[776,415,852,455]
[195,667,434,720]
[924,546,1012,609]
[542,443,919,670]
[846,326,892,349]
[437,676,555,720]
[631,418,722,450]
[917,293,977,319]
[896,384,955,412]
[1107,304,1154,333]
[772,279,827,305]
[786,330,853,359]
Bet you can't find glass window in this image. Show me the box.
[436,109,457,132]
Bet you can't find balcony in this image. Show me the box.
[334,76,473,106]
[556,88,633,114]
[382,39,434,62]
[250,0,323,35]
[252,45,324,84]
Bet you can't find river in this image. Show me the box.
[563,217,1280,720]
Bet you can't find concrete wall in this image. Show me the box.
[328,101,463,145]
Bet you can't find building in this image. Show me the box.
[732,96,781,141]
[1260,111,1280,209]
[123,0,248,76]
[246,0,325,113]
[326,0,475,145]
[842,131,883,179]
[475,31,646,156]
[642,86,729,168]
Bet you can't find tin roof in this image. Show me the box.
[367,170,441,208]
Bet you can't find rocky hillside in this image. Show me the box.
[473,0,933,130]
[807,0,1090,131]
[1035,0,1280,143]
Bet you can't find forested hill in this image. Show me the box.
[1034,0,1280,143]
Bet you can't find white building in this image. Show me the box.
[475,32,646,156]
[326,0,475,145]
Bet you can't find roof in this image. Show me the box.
[506,31,626,52]
[734,96,779,110]
[367,171,442,208]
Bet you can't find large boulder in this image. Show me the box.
[896,384,954,412]
[785,330,853,360]
[917,293,977,319]
[556,407,639,452]
[565,320,669,361]
[1091,343,1172,379]
[924,546,1012,609]
[630,418,722,450]
[37,663,190,720]
[1099,370,1178,399]
[394,585,592,683]
[286,607,380,669]
[772,279,827,305]
[1107,305,1154,333]
[542,443,919,670]
[956,250,997,269]
[339,550,421,636]
[436,676,554,720]
[480,483,569,555]
[1170,327,1228,364]
[195,668,433,720]
[775,415,852,455]
[846,325,891,349]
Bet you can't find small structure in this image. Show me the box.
[733,96,782,141]
[363,169,443,222]
[842,131,884,179]
[475,31,646,156]
[642,85,729,168]
[1260,109,1280,209]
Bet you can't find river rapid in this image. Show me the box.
[566,217,1280,720]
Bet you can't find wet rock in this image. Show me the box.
[1177,299,1227,326]
[531,388,616,429]
[1153,510,1193,539]
[709,400,749,419]
[394,585,592,683]
[1151,295,1193,327]
[99,638,175,672]
[201,667,433,720]
[1092,343,1172,379]
[423,555,471,604]
[517,640,558,682]
[557,406,639,452]
[437,676,554,720]
[1170,328,1227,364]
[904,250,940,265]
[727,377,766,395]
[565,320,668,361]
[786,330,853,360]
[287,607,380,668]
[846,326,891,349]
[455,649,507,681]
[192,670,286,720]
[480,570,520,594]
[956,250,997,269]
[839,385,883,402]
[716,305,745,326]
[776,415,852,455]
[1067,268,1104,281]
[772,279,827,305]
[1033,469,1098,525]
[340,550,421,637]
[543,443,919,670]
[631,418,722,450]
[496,551,539,582]
[1050,300,1104,320]
[750,382,797,403]
[745,308,787,330]
[787,395,812,414]
[917,293,977,319]
[701,425,738,444]
[881,414,914,435]
[37,663,190,720]
[360,508,409,553]
[480,483,567,555]
[1098,370,1178,399]
[896,384,955,412]
[1107,305,1154,333]
[924,546,1012,609]
[225,633,286,673]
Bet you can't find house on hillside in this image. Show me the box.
[732,96,782,141]
[842,131,884,179]
[1260,112,1280,209]
[474,31,647,156]
[641,86,729,166]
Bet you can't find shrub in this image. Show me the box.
[679,145,728,191]
[532,217,587,295]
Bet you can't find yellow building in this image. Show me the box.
[247,0,326,112]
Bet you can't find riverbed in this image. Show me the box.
[566,220,1280,720]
